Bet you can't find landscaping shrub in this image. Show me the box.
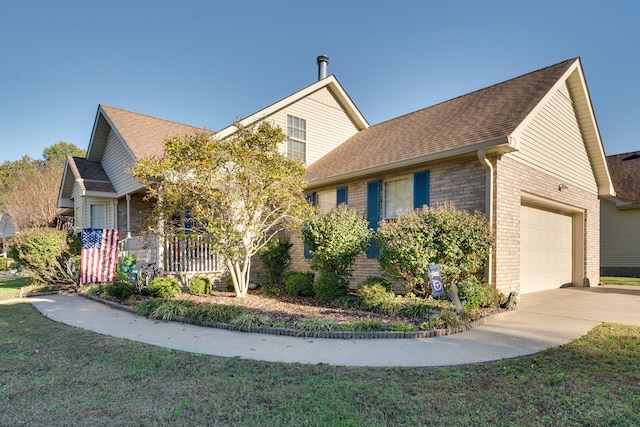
[357,283,395,310]
[189,276,212,295]
[105,281,135,299]
[191,304,246,323]
[9,228,80,285]
[455,276,503,309]
[147,277,181,299]
[285,271,315,297]
[258,235,292,286]
[376,203,494,295]
[357,276,393,292]
[313,271,349,302]
[301,205,371,279]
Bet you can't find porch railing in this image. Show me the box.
[118,234,223,275]
[164,235,223,274]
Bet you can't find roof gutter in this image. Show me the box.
[307,135,511,189]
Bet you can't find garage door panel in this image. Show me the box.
[520,205,573,294]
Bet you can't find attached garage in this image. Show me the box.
[520,203,582,294]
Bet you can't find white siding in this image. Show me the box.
[510,83,598,193]
[600,200,640,268]
[101,129,142,195]
[78,196,117,230]
[264,87,360,165]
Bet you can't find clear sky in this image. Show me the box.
[1,0,638,163]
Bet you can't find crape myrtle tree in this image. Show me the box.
[132,122,312,297]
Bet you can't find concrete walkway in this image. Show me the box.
[12,285,640,367]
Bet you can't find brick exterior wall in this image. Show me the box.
[289,157,489,291]
[290,153,600,295]
[494,154,600,293]
[116,193,153,235]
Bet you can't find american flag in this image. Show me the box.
[81,228,120,284]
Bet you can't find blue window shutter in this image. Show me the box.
[366,181,381,258]
[303,193,314,258]
[336,187,348,206]
[413,170,430,209]
[305,193,314,204]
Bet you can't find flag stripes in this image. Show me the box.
[81,228,120,284]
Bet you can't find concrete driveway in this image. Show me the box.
[19,284,640,367]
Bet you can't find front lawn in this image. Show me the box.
[0,276,26,299]
[600,276,640,286]
[1,301,638,426]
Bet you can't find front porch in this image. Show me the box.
[118,234,225,282]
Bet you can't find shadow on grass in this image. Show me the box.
[0,276,27,299]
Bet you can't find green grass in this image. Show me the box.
[0,276,26,299]
[1,301,639,426]
[600,276,640,286]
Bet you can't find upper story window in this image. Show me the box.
[90,204,106,228]
[287,114,306,163]
[383,176,413,219]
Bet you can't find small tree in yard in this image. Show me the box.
[9,228,80,285]
[376,203,493,295]
[301,205,372,280]
[132,122,311,297]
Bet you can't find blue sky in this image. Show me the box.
[1,0,639,163]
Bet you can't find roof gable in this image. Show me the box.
[87,105,208,163]
[216,75,368,139]
[57,156,117,208]
[607,152,640,205]
[305,58,609,188]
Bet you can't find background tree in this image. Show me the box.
[132,122,311,297]
[1,142,85,230]
[42,141,85,168]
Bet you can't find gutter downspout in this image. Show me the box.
[477,149,494,286]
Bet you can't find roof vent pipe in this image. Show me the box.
[317,55,329,80]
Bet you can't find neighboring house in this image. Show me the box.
[0,211,17,255]
[58,56,613,295]
[57,56,368,279]
[600,152,640,277]
[295,57,613,295]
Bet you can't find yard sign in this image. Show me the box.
[427,264,445,297]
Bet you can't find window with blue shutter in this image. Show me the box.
[366,180,381,258]
[413,170,430,209]
[336,187,348,206]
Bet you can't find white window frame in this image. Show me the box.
[286,114,306,163]
[90,204,106,228]
[383,175,413,219]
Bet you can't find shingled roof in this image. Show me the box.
[91,105,209,161]
[607,152,640,205]
[305,58,577,184]
[67,157,116,193]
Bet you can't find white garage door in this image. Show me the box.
[520,205,573,294]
